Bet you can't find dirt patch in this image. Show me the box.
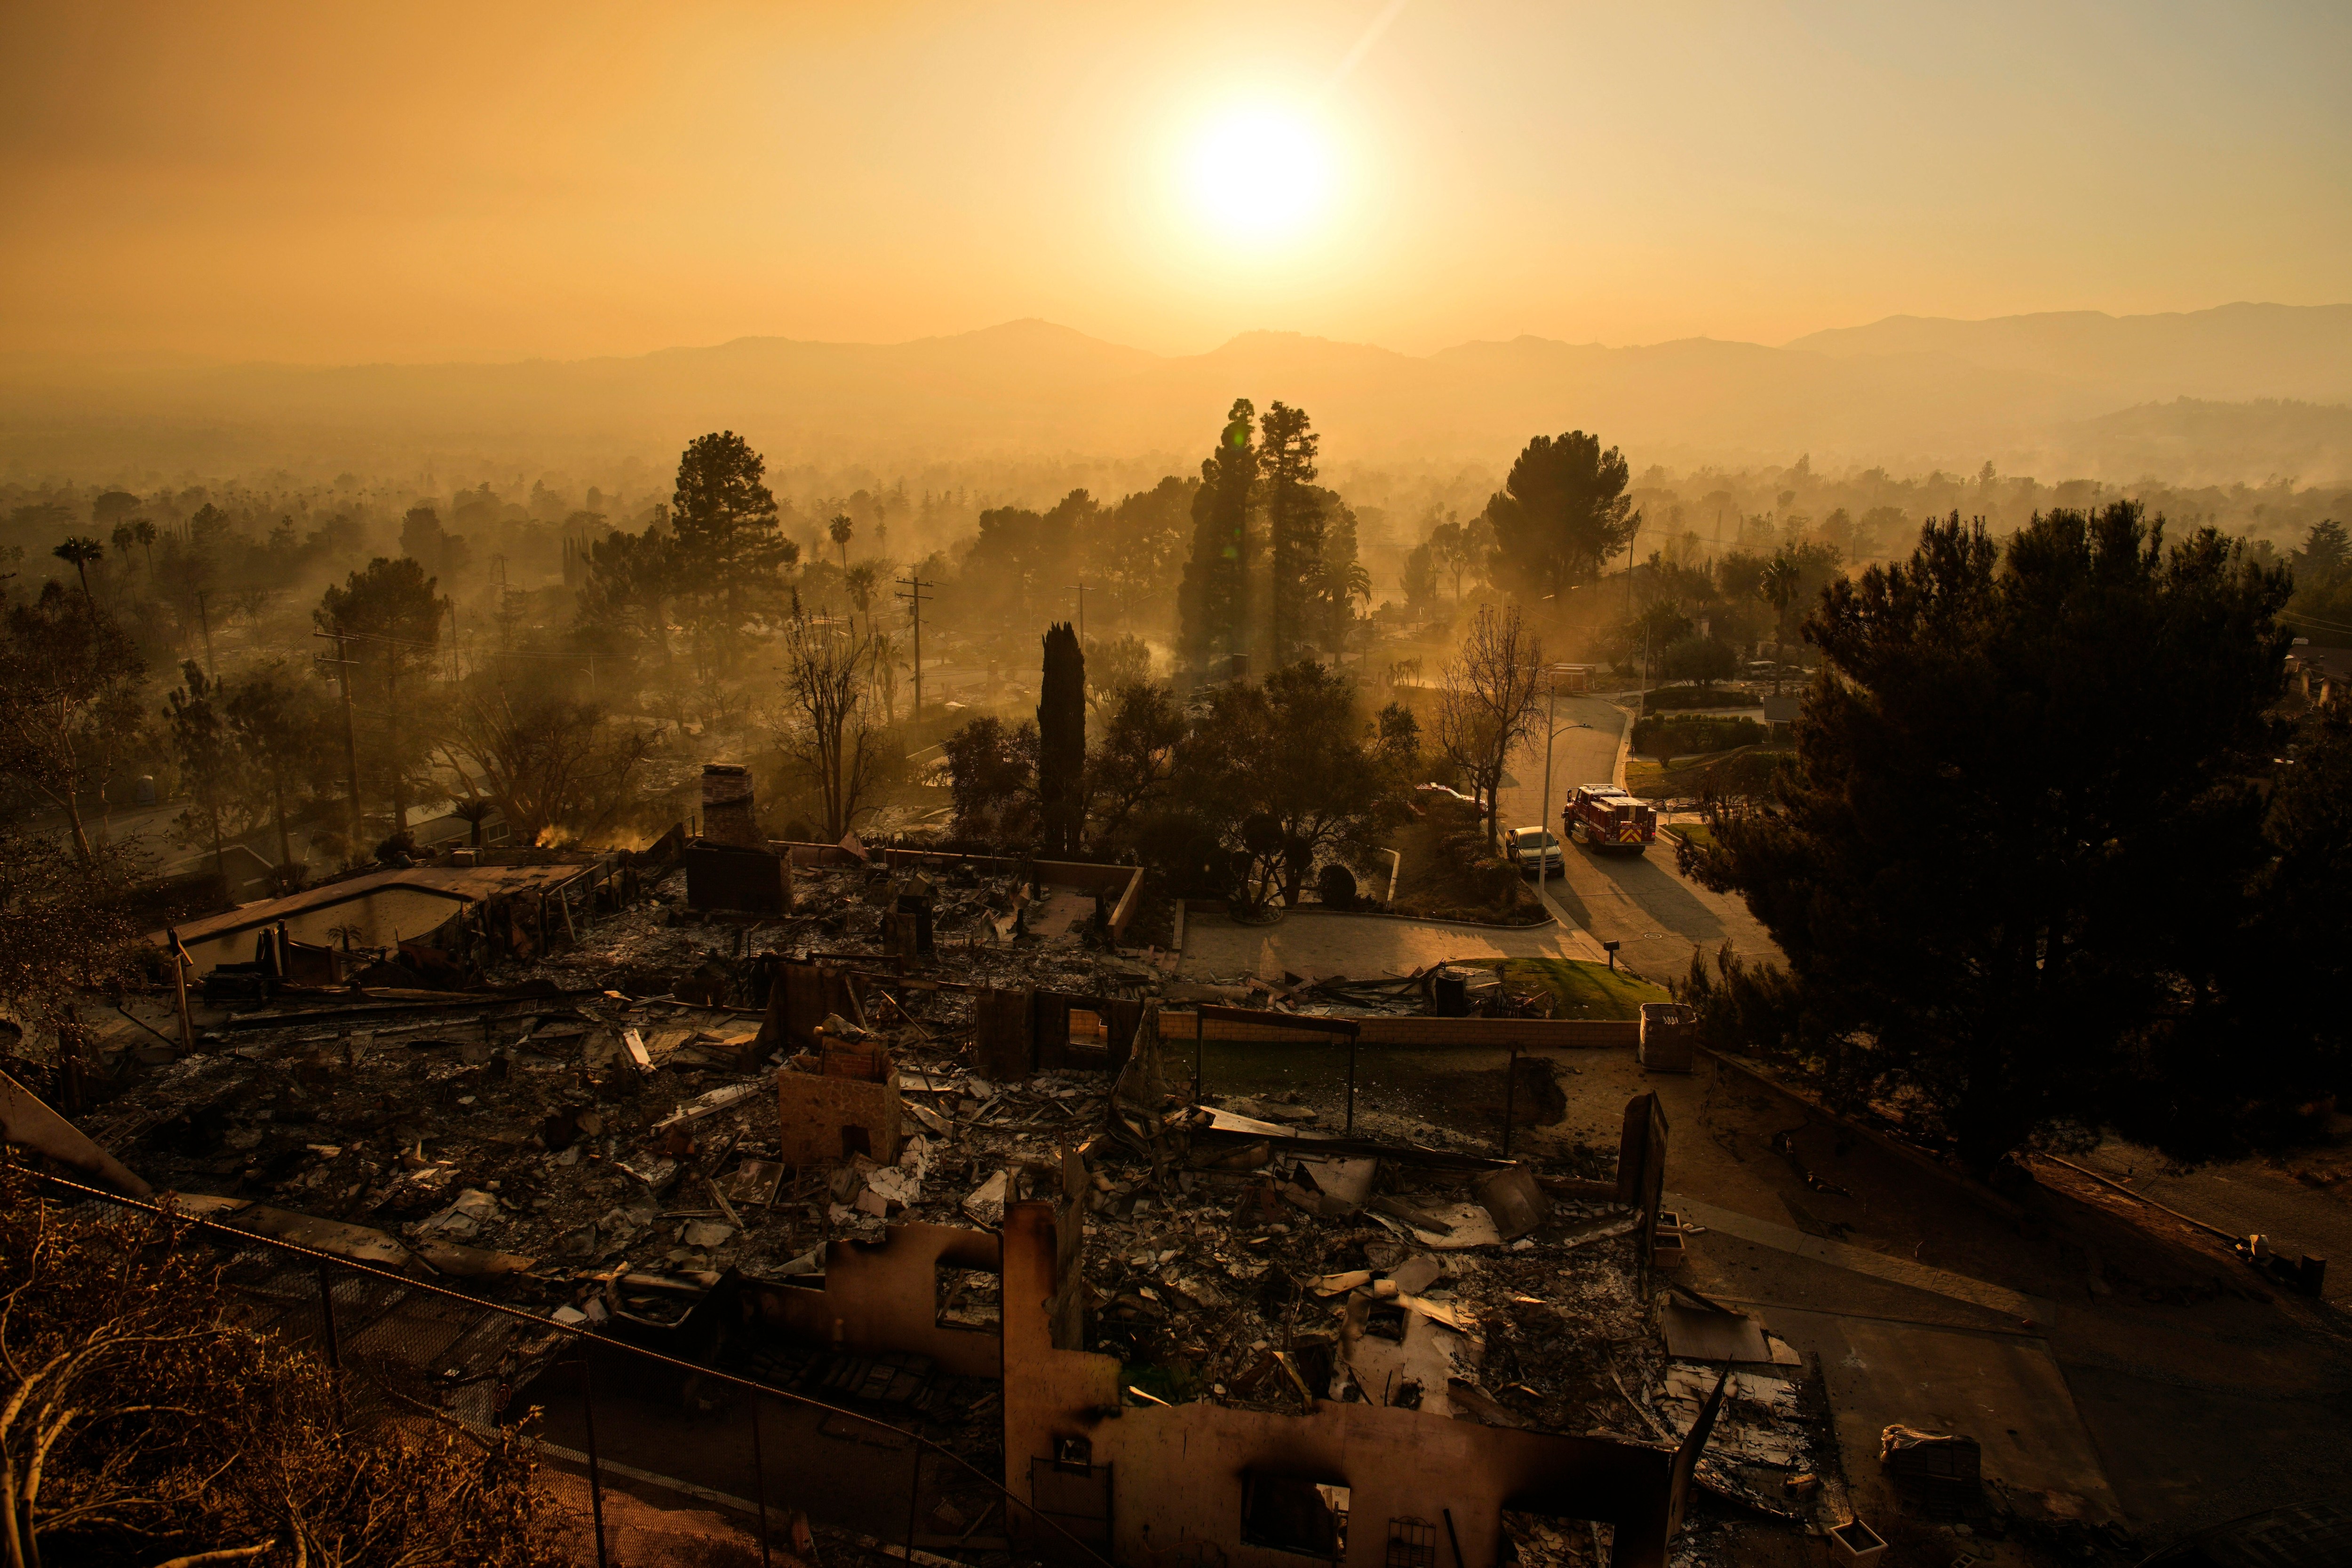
[1387,798,1546,925]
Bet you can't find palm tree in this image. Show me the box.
[1757,552,1800,692]
[52,537,103,604]
[844,562,877,641]
[451,796,498,848]
[110,523,137,597]
[829,513,854,572]
[868,627,903,722]
[131,518,157,584]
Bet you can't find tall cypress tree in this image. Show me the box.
[1176,398,1257,679]
[1258,401,1323,669]
[1037,621,1087,856]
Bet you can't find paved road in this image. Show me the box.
[1494,693,1783,986]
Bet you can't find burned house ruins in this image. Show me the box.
[11,781,1850,1568]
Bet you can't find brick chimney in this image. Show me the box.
[700,763,763,848]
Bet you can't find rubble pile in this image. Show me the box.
[524,860,1160,1004]
[1167,960,1510,1019]
[46,841,1840,1567]
[76,859,1167,1305]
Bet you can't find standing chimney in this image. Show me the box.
[700,764,763,848]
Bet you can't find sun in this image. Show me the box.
[1183,105,1335,247]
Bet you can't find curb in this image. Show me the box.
[1259,904,1557,932]
[1608,702,1636,789]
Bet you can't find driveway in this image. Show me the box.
[1177,907,1604,981]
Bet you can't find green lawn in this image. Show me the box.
[1492,957,1669,1019]
[1664,821,1716,851]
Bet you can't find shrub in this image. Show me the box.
[1633,714,1768,758]
[1639,684,1757,713]
[0,1166,567,1568]
[1661,635,1737,686]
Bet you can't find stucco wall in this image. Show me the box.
[749,1221,1003,1381]
[776,1064,902,1166]
[997,1201,1679,1568]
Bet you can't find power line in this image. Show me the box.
[2281,610,2352,635]
[309,627,601,662]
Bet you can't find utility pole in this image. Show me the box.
[386,649,406,842]
[196,590,216,680]
[316,628,363,855]
[1534,665,1588,899]
[1624,514,1643,695]
[1540,667,1559,898]
[896,572,933,721]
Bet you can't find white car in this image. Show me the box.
[1508,827,1565,876]
[1415,782,1478,807]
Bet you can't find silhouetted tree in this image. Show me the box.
[0,830,142,1075]
[2287,517,2352,641]
[89,488,141,534]
[1087,680,1184,844]
[2295,517,2347,572]
[223,663,331,872]
[52,536,103,603]
[127,516,158,585]
[1756,550,1800,657]
[438,678,657,847]
[1402,540,1439,611]
[1308,489,1371,658]
[1481,430,1638,597]
[845,561,879,641]
[399,504,471,579]
[1627,600,1694,675]
[316,557,446,836]
[1259,401,1323,667]
[572,521,675,671]
[1036,622,1086,856]
[2225,704,2352,1156]
[671,431,795,674]
[0,584,144,863]
[1177,399,1257,677]
[1682,504,2299,1173]
[1177,660,1401,909]
[165,661,234,886]
[943,715,1038,844]
[1083,635,1152,711]
[1085,477,1197,628]
[1661,634,1738,687]
[1435,602,1545,842]
[770,607,883,840]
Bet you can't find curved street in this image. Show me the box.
[1494,692,1784,986]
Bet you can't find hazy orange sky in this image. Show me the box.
[3,1,2346,365]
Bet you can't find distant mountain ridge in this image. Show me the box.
[1786,302,2352,405]
[3,304,2346,481]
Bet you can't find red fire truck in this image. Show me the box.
[1563,783,1657,854]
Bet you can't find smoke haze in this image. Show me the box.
[8,303,2350,487]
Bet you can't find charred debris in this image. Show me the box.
[20,774,1843,1567]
